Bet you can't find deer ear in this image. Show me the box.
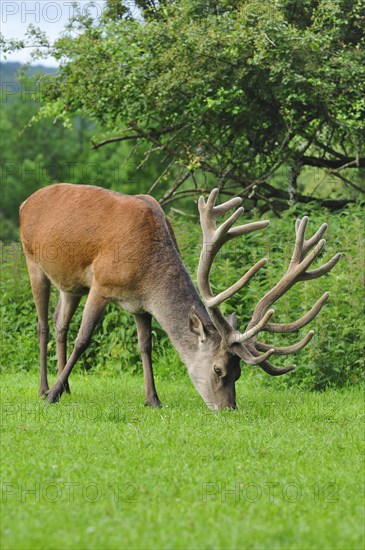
[226,312,237,330]
[189,306,209,343]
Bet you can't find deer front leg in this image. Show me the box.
[135,313,161,407]
[46,287,107,404]
[53,292,81,394]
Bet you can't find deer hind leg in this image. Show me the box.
[26,259,51,396]
[53,292,81,394]
[46,286,107,403]
[134,313,161,407]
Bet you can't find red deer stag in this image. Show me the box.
[19,184,341,409]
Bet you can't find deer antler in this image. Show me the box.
[197,189,341,375]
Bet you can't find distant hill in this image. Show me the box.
[0,61,57,84]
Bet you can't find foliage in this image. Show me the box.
[1,202,363,390]
[4,0,364,208]
[1,372,364,549]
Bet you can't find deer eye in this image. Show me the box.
[214,365,222,376]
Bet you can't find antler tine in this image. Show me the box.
[197,188,270,341]
[303,223,328,254]
[229,220,270,238]
[232,343,276,366]
[255,359,296,376]
[214,197,243,217]
[255,330,314,355]
[228,309,275,345]
[217,207,245,240]
[206,258,268,308]
[237,342,296,375]
[264,292,329,333]
[294,218,335,260]
[205,187,220,210]
[292,216,308,264]
[299,253,342,281]
[247,219,341,332]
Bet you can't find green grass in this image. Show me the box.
[1,372,364,550]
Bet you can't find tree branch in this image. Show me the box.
[329,171,365,195]
[91,124,185,150]
[91,134,141,149]
[261,182,355,209]
[159,171,192,204]
[302,155,364,169]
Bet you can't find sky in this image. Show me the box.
[1,1,107,66]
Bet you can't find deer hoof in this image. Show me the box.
[145,396,162,408]
[38,386,49,397]
[45,390,61,404]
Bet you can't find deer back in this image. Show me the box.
[20,184,181,305]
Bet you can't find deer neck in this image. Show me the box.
[148,262,215,365]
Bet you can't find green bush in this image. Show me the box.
[1,202,363,390]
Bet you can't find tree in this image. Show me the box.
[3,0,365,211]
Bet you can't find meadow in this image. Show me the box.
[1,373,364,549]
[1,202,364,549]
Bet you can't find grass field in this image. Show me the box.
[1,371,364,550]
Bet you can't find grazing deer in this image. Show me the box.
[19,184,341,409]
